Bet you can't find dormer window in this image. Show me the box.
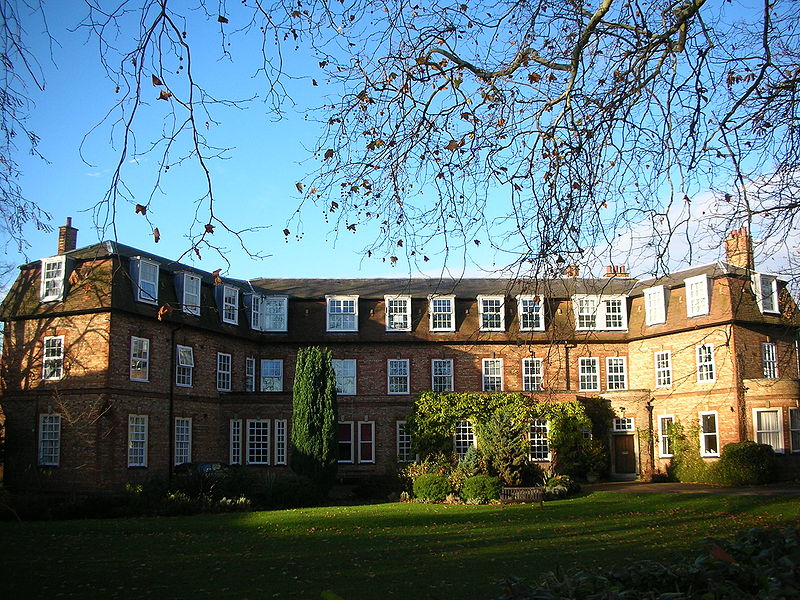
[327,295,358,332]
[248,295,288,332]
[643,286,666,325]
[177,273,201,316]
[385,295,411,331]
[132,258,159,305]
[40,256,66,302]
[517,295,544,331]
[573,295,628,331]
[752,274,779,314]
[685,274,709,317]
[222,285,239,324]
[429,295,455,332]
[478,295,505,331]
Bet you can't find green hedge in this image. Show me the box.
[718,441,778,485]
[412,473,452,501]
[461,475,501,503]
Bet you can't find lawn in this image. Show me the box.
[1,491,798,600]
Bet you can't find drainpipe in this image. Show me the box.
[646,398,655,479]
[168,325,181,484]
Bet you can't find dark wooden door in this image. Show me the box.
[613,435,636,474]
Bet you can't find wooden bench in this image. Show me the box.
[500,486,544,507]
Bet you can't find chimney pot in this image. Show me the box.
[57,217,78,255]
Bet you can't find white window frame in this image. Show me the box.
[478,295,505,331]
[517,294,545,331]
[699,411,719,457]
[136,258,159,305]
[655,351,672,388]
[752,274,779,314]
[613,417,635,432]
[685,274,709,317]
[274,419,288,465]
[753,408,784,453]
[643,286,666,325]
[128,414,148,467]
[338,421,355,464]
[181,273,201,316]
[262,296,288,332]
[229,419,242,465]
[482,358,504,391]
[388,359,410,394]
[175,345,194,387]
[789,408,800,453]
[42,335,65,381]
[216,352,232,392]
[260,359,283,392]
[454,420,475,457]
[40,256,66,302]
[38,414,61,466]
[222,285,239,324]
[246,419,271,465]
[696,344,716,383]
[529,419,550,461]
[357,421,376,464]
[522,357,543,391]
[130,336,150,382]
[431,358,454,392]
[606,357,627,390]
[385,295,411,332]
[174,417,192,466]
[658,415,674,458]
[762,342,778,379]
[245,357,256,392]
[428,295,455,332]
[578,357,600,391]
[332,359,357,395]
[573,295,628,331]
[397,420,413,463]
[326,295,359,332]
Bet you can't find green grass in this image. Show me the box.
[1,492,798,599]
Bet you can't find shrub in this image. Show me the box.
[474,407,528,485]
[718,441,778,485]
[253,473,325,508]
[541,473,580,500]
[412,473,451,502]
[461,475,501,503]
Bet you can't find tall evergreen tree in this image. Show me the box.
[290,346,338,492]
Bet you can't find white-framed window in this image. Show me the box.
[397,421,413,463]
[696,344,716,382]
[260,359,283,392]
[578,357,599,391]
[752,274,779,314]
[655,351,672,388]
[135,258,159,305]
[222,285,239,324]
[327,295,358,332]
[613,417,635,432]
[332,359,357,395]
[431,359,454,392]
[38,414,61,466]
[790,408,800,453]
[517,295,545,331]
[245,357,256,392]
[658,415,674,458]
[217,352,232,392]
[762,342,778,378]
[174,417,192,465]
[130,337,150,381]
[175,345,194,387]
[40,256,66,302]
[385,295,411,331]
[482,358,503,391]
[274,419,287,465]
[529,419,550,461]
[249,295,288,332]
[643,286,666,325]
[685,274,709,317]
[358,421,376,464]
[180,273,201,316]
[606,357,627,390]
[754,408,784,453]
[128,414,148,467]
[229,419,242,465]
[454,420,475,457]
[42,335,64,381]
[338,421,355,463]
[522,357,543,391]
[247,419,271,464]
[388,359,410,394]
[573,295,628,330]
[699,411,719,457]
[429,295,455,332]
[478,295,505,331]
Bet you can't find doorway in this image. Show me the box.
[612,434,637,474]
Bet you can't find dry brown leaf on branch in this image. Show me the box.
[205,223,215,234]
[152,74,163,86]
[158,90,172,101]
[217,15,229,23]
[153,227,160,243]
[135,204,147,215]
[296,182,304,193]
[212,268,222,284]
[157,304,173,321]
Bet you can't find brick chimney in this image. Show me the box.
[603,265,630,278]
[57,217,78,255]
[724,227,754,270]
[563,264,579,277]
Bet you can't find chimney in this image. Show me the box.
[57,217,78,255]
[603,265,630,278]
[563,264,579,277]
[724,227,754,271]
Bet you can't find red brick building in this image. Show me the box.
[2,221,799,493]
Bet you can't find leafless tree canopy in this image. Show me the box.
[2,0,799,278]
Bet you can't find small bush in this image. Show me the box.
[542,474,580,500]
[413,473,451,502]
[461,475,501,503]
[718,441,778,485]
